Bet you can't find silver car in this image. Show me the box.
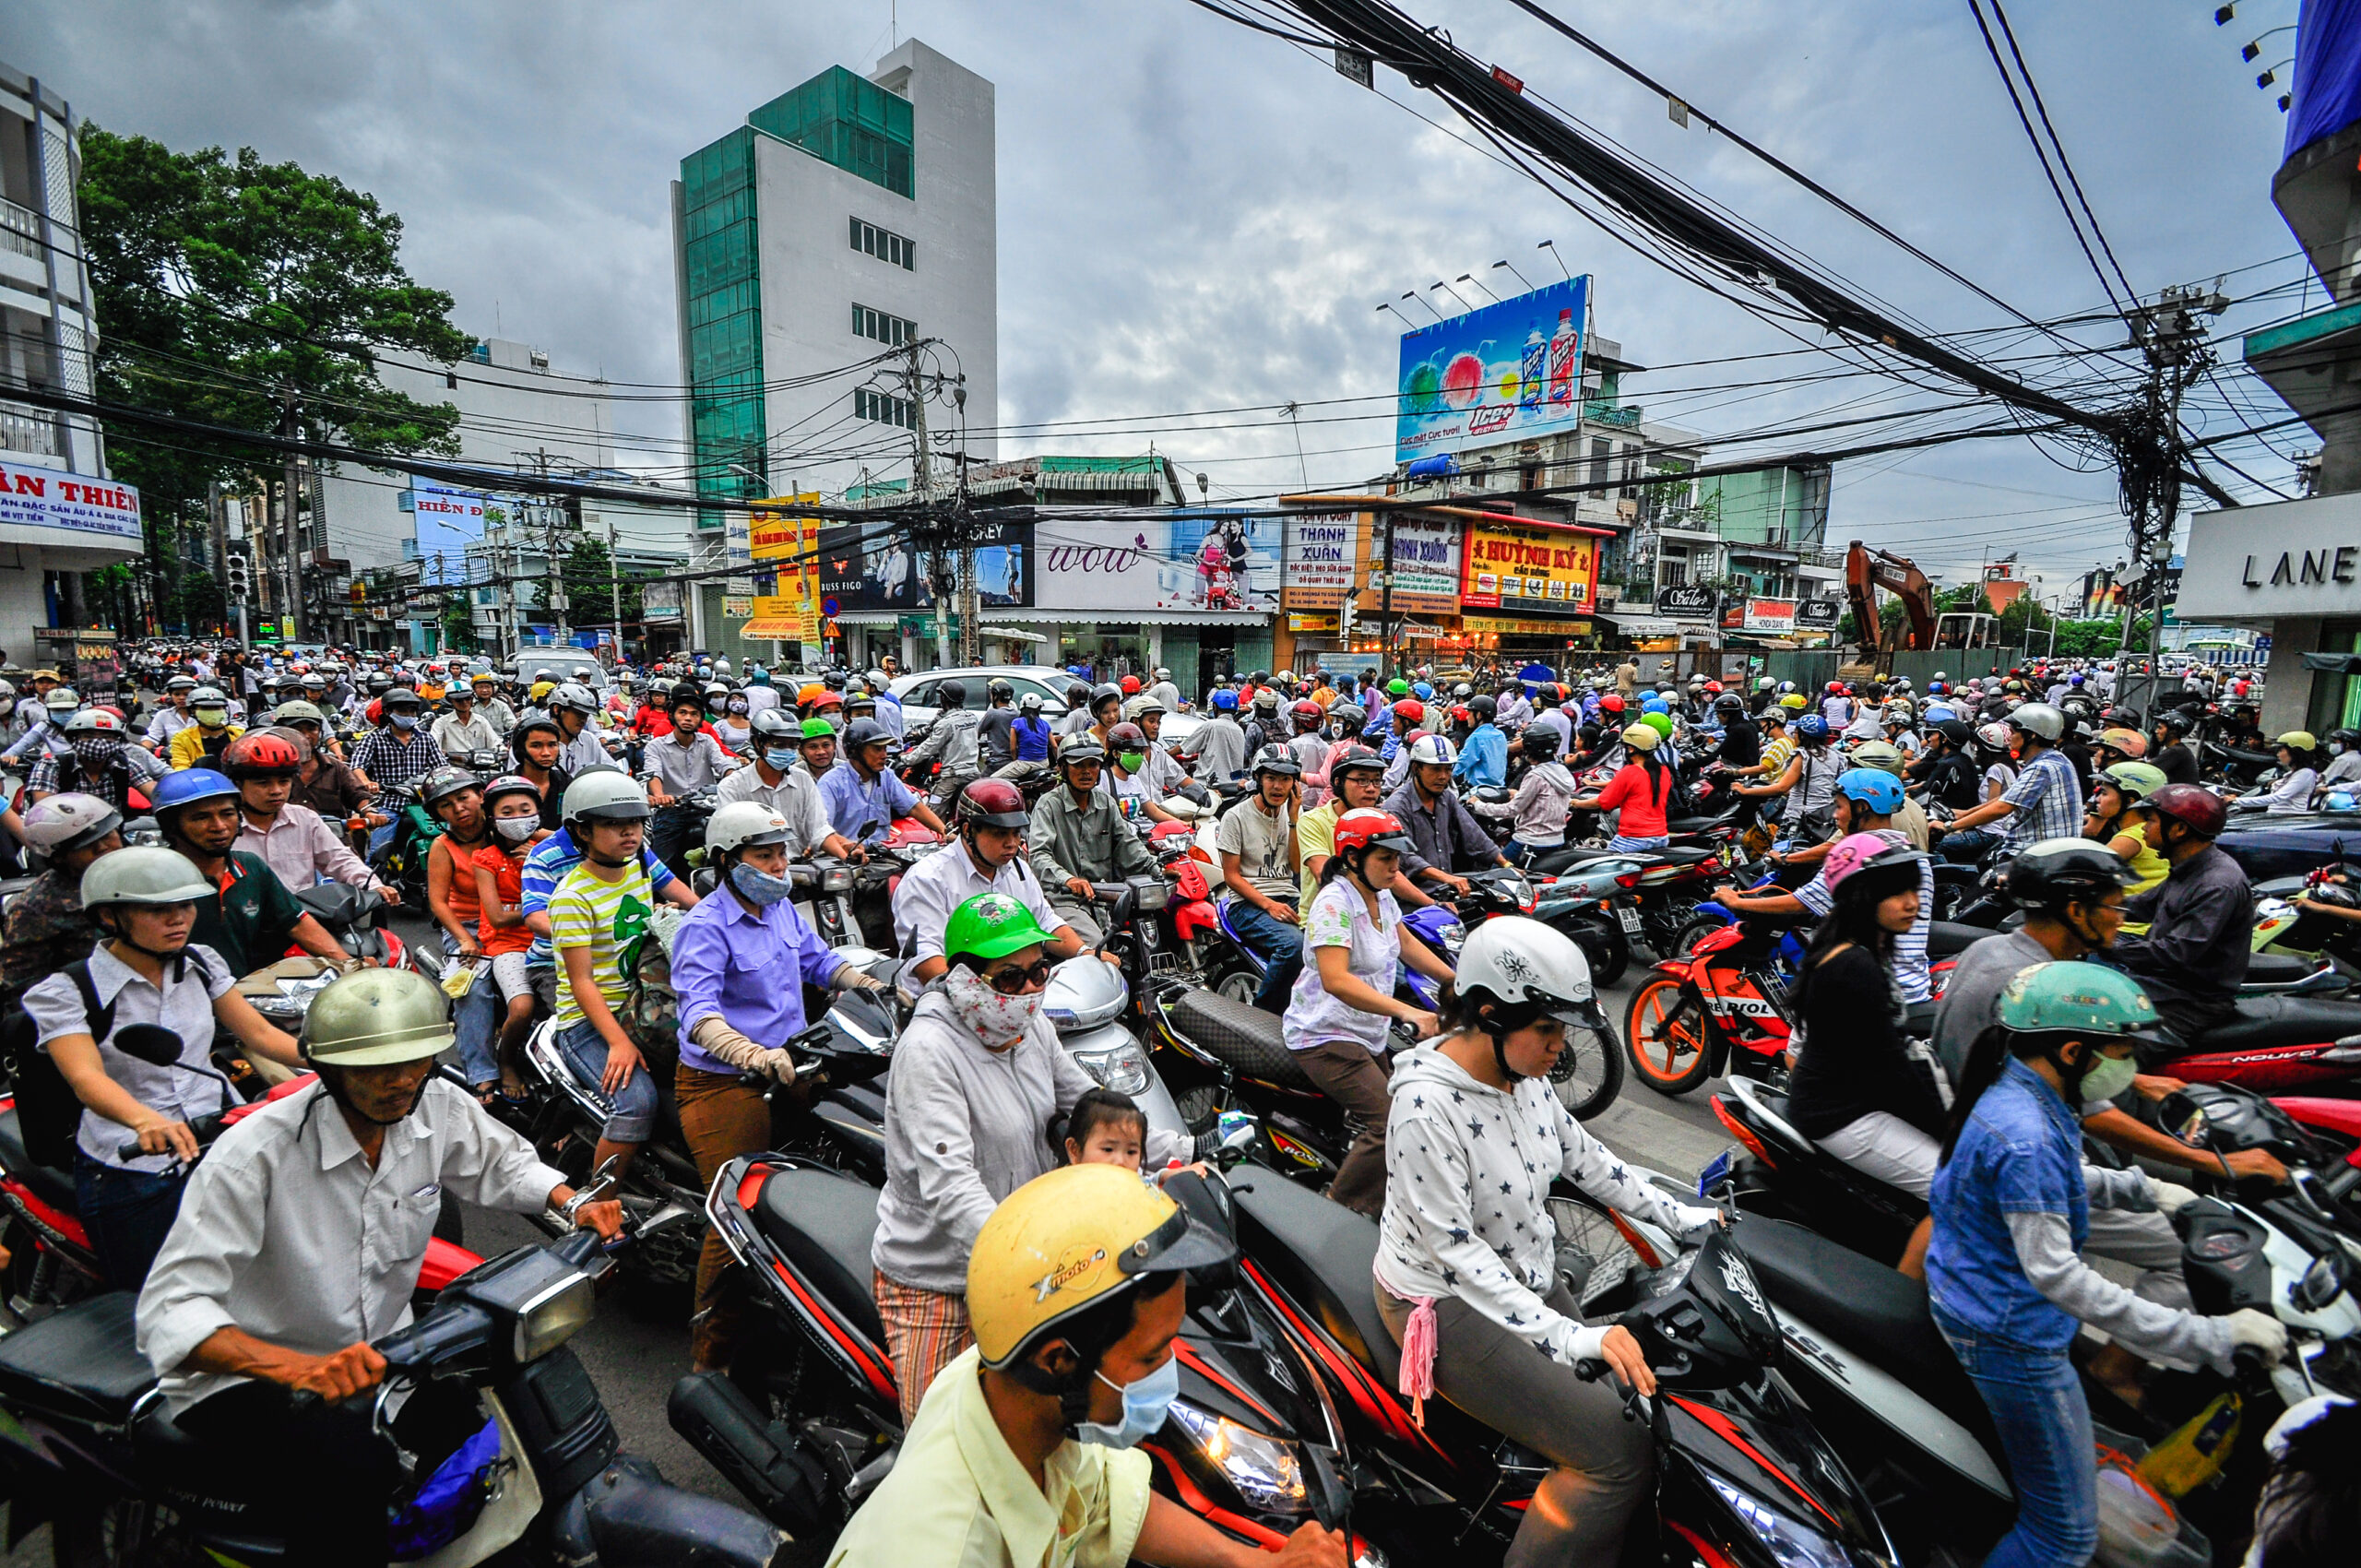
[888,665,1204,750]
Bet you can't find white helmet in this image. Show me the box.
[706,801,792,858]
[1406,732,1459,767]
[1453,916,1604,1061]
[715,657,732,673]
[2009,701,2066,742]
[62,708,126,736]
[549,681,601,716]
[1153,667,1171,682]
[21,792,123,857]
[79,846,213,910]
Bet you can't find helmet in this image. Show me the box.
[1826,682,1845,694]
[78,847,211,910]
[190,685,228,710]
[1758,707,1788,729]
[2007,702,2065,742]
[1124,695,1168,723]
[842,718,892,753]
[151,768,240,821]
[2145,783,2227,839]
[1106,721,1148,756]
[667,681,706,710]
[1821,832,1926,899]
[946,890,1055,964]
[1640,712,1674,741]
[165,675,197,694]
[1332,808,1415,859]
[801,719,836,742]
[560,770,650,828]
[1411,682,1434,701]
[273,700,326,727]
[1850,740,1905,775]
[1329,744,1384,783]
[1154,667,1171,682]
[1620,722,1662,752]
[987,679,1014,704]
[1793,715,1830,743]
[1094,683,1124,710]
[1640,696,1668,716]
[1292,699,1325,726]
[750,709,800,745]
[1468,695,1496,719]
[1251,742,1302,778]
[1932,718,1975,748]
[481,774,541,814]
[21,792,123,856]
[549,682,600,716]
[2276,731,2319,752]
[1020,693,1045,714]
[1833,767,1904,815]
[1406,733,1458,766]
[957,778,1031,830]
[1330,703,1366,728]
[1210,689,1239,711]
[706,801,792,857]
[2095,728,2147,758]
[969,1164,1235,1372]
[2154,709,2194,736]
[1714,693,1743,713]
[1779,693,1809,712]
[1252,689,1280,712]
[61,708,125,737]
[381,685,423,713]
[1453,917,1602,1035]
[419,767,481,812]
[2001,837,2140,912]
[2096,761,2169,802]
[1599,694,1628,715]
[221,730,303,778]
[1391,699,1425,722]
[303,967,456,1067]
[1522,725,1561,760]
[1995,962,2160,1041]
[1120,675,1141,695]
[1060,736,1107,767]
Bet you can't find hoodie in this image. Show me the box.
[1473,759,1577,847]
[1374,1046,1717,1368]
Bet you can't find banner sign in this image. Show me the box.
[1795,598,1841,629]
[0,457,142,548]
[1033,510,1277,613]
[742,496,823,642]
[1394,276,1590,462]
[1280,510,1363,609]
[816,518,1032,612]
[1741,599,1798,633]
[1654,583,1719,619]
[1458,517,1597,615]
[1382,514,1461,617]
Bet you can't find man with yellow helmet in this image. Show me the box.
[826,1164,1343,1568]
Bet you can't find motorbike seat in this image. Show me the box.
[0,1290,157,1425]
[0,1107,79,1217]
[1167,991,1315,1093]
[1924,921,1995,958]
[2241,952,2319,987]
[1228,1173,1400,1386]
[1724,1218,1988,1434]
[753,1163,886,1347]
[2186,993,2361,1053]
[1664,816,1726,836]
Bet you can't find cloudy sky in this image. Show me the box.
[6,0,2319,595]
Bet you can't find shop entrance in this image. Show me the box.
[1054,623,1146,683]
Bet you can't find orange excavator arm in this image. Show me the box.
[1844,540,1937,651]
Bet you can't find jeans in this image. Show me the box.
[1940,826,2003,863]
[368,820,397,859]
[1225,896,1303,1013]
[451,967,501,1087]
[554,1018,659,1142]
[1502,839,1563,868]
[1933,1316,2096,1568]
[74,1154,189,1290]
[1608,834,1670,853]
[648,803,698,884]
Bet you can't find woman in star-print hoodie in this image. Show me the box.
[1372,917,1721,1567]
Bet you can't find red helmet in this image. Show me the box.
[1120,674,1142,695]
[2145,783,2226,840]
[1826,682,1845,694]
[221,730,303,779]
[1291,699,1324,725]
[957,778,1031,830]
[1703,681,1723,694]
[1391,698,1424,721]
[1599,694,1626,714]
[1332,808,1415,859]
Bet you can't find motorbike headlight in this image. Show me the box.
[1704,1472,1853,1568]
[513,1272,598,1362]
[1439,922,1466,956]
[1169,1403,1311,1514]
[821,865,854,891]
[1073,1039,1151,1095]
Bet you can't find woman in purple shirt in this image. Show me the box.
[668,800,887,1372]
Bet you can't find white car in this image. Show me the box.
[888,666,1204,752]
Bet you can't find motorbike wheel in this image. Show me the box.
[1641,899,1700,961]
[1173,1084,1223,1133]
[1550,1020,1624,1122]
[1548,1194,1648,1314]
[1211,968,1261,1009]
[1625,977,1715,1096]
[53,1498,151,1568]
[1669,911,1727,958]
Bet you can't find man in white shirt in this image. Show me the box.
[1146,667,1184,714]
[429,687,503,759]
[147,676,199,749]
[890,778,1100,981]
[716,711,854,859]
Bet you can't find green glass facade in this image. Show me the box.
[748,66,915,197]
[682,126,765,529]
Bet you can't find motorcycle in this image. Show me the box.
[1623,917,1799,1098]
[0,1213,789,1567]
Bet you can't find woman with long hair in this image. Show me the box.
[1569,721,1677,852]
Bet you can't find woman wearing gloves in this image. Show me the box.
[667,802,886,1373]
[1375,918,1722,1568]
[1931,962,2286,1568]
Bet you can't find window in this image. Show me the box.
[849,217,916,270]
[1589,438,1611,486]
[855,387,916,428]
[852,303,918,347]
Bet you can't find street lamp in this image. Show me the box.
[1492,257,1538,291]
[1536,240,1572,280]
[1457,272,1501,303]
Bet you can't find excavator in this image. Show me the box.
[1844,540,1939,670]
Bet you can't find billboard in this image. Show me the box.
[1280,509,1364,610]
[1395,276,1590,462]
[1654,583,1719,620]
[1382,514,1461,616]
[1796,598,1841,630]
[1033,510,1278,613]
[0,457,141,547]
[1458,517,1598,615]
[815,518,1032,612]
[741,496,823,642]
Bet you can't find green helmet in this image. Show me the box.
[1641,711,1674,740]
[1387,678,1410,696]
[303,967,454,1066]
[2098,761,2169,802]
[945,891,1054,963]
[801,718,836,741]
[1995,962,2158,1039]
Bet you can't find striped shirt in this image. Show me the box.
[547,861,657,1028]
[1792,843,1934,1004]
[1998,748,2083,852]
[519,828,677,966]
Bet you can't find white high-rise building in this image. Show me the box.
[671,39,997,657]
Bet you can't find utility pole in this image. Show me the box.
[903,343,950,670]
[2122,283,2226,725]
[521,448,570,652]
[608,517,625,662]
[1377,511,1398,683]
[279,387,303,640]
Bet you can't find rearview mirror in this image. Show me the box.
[110,1023,186,1067]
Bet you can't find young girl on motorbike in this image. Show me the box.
[2082,761,2170,921]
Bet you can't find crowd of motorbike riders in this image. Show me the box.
[0,636,2345,1568]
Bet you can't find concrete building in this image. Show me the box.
[0,61,143,667]
[671,38,997,661]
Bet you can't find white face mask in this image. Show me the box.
[493,815,539,844]
[941,961,1045,1047]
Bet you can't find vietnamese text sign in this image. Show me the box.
[1378,514,1461,618]
[743,497,822,642]
[0,457,142,548]
[1742,599,1798,634]
[1281,509,1363,610]
[1034,511,1277,613]
[1395,276,1590,462]
[1458,517,1597,615]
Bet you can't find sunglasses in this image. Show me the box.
[983,957,1053,994]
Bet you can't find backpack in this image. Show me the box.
[1,949,217,1169]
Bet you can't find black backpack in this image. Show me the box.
[1,950,217,1170]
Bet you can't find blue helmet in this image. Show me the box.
[1210,688,1239,711]
[151,768,240,818]
[1412,682,1434,700]
[1794,715,1831,743]
[1833,767,1905,816]
[1640,696,1669,715]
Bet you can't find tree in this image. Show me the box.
[78,128,473,632]
[172,568,226,633]
[531,531,644,628]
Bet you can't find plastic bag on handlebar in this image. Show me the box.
[386,1418,504,1560]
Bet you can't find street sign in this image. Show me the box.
[821,595,843,618]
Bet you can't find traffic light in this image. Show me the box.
[225,552,251,601]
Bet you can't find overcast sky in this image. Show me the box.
[6,0,2318,595]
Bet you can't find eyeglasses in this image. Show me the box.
[984,957,1053,994]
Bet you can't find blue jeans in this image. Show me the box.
[1940,826,2003,863]
[555,1018,658,1142]
[368,820,397,859]
[1503,840,1562,868]
[1934,1315,2095,1568]
[75,1154,188,1290]
[453,968,501,1087]
[1608,834,1669,853]
[1226,896,1303,1014]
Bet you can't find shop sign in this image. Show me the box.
[1741,599,1797,633]
[1655,583,1719,619]
[744,497,822,643]
[1033,510,1278,612]
[1796,598,1841,629]
[1281,510,1363,608]
[1459,517,1597,613]
[1394,275,1590,461]
[1461,613,1592,636]
[0,458,147,547]
[817,518,1031,611]
[1381,514,1462,617]
[1287,611,1338,632]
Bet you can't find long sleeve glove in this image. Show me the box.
[687,1016,795,1084]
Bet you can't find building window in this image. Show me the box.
[849,217,916,270]
[852,303,917,347]
[855,387,916,429]
[1589,437,1611,486]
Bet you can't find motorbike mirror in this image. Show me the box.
[110,1022,187,1067]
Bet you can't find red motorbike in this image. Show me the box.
[1623,917,1795,1097]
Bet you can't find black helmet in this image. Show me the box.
[841,718,892,753]
[2000,837,2139,914]
[935,680,967,709]
[1091,682,1122,710]
[1522,726,1561,761]
[2333,728,2361,748]
[987,679,1014,704]
[1713,693,1743,713]
[750,709,801,744]
[509,715,561,762]
[1931,718,1976,749]
[1251,742,1301,778]
[1066,682,1091,705]
[669,681,706,711]
[1468,694,1496,719]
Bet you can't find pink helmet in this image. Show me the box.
[1822,830,1915,893]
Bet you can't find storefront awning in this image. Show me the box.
[2302,651,2361,674]
[1592,612,1686,638]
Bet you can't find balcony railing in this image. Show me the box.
[0,198,40,263]
[0,398,60,458]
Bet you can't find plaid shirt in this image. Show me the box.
[347,726,448,801]
[1998,746,2083,852]
[27,747,165,809]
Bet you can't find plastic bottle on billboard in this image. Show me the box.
[1546,308,1580,405]
[1520,327,1546,410]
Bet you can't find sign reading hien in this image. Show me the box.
[0,457,143,546]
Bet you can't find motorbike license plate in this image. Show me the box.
[1616,904,1642,933]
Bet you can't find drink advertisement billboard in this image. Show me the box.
[1394,276,1590,462]
[1033,511,1279,613]
[1458,517,1599,615]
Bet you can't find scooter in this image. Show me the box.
[0,1216,789,1567]
[1623,917,1799,1098]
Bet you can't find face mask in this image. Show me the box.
[942,961,1046,1047]
[1074,1355,1180,1449]
[2076,1047,2139,1105]
[728,699,749,715]
[730,862,795,906]
[1119,751,1146,773]
[194,707,229,728]
[764,746,799,771]
[391,713,419,731]
[494,816,539,845]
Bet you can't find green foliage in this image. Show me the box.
[172,568,225,632]
[440,594,477,654]
[530,531,646,624]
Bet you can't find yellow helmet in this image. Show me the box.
[1780,693,1809,711]
[967,1164,1235,1369]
